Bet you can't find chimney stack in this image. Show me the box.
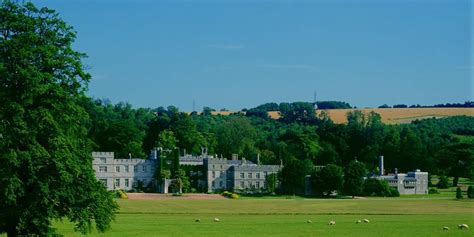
[232,154,238,161]
[379,155,384,176]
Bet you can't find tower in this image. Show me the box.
[313,91,318,110]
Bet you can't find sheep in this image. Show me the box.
[356,220,362,224]
[328,221,336,225]
[442,226,449,230]
[458,224,469,230]
[214,217,220,222]
[363,219,370,223]
[306,220,312,223]
[195,219,201,223]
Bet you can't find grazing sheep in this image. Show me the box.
[442,226,449,230]
[306,220,312,223]
[363,219,370,223]
[195,219,201,223]
[328,221,336,225]
[356,220,362,224]
[214,218,220,222]
[458,224,469,230]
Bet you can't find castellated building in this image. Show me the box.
[92,152,158,191]
[92,151,282,193]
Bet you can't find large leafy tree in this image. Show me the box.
[344,160,367,198]
[0,1,117,236]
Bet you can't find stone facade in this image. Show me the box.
[205,156,281,192]
[377,170,428,195]
[92,152,157,191]
[93,151,282,193]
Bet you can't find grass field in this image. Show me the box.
[52,197,474,236]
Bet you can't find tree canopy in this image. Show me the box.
[0,1,117,236]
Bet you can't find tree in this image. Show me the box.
[0,1,117,236]
[467,186,474,199]
[344,160,367,198]
[456,187,462,199]
[202,106,215,116]
[436,175,449,189]
[265,173,278,194]
[312,164,344,197]
[279,159,312,194]
[363,179,391,197]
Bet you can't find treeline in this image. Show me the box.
[379,101,474,108]
[81,98,474,194]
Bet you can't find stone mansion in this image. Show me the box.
[92,150,281,193]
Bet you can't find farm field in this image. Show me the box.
[210,108,473,124]
[52,197,474,236]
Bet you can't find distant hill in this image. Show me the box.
[209,108,473,124]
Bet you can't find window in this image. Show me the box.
[220,171,224,177]
[220,165,223,169]
[256,181,260,189]
[115,179,120,187]
[125,166,129,172]
[212,181,215,187]
[256,173,261,179]
[240,181,245,188]
[133,165,137,172]
[142,165,146,172]
[99,179,107,186]
[264,171,268,177]
[115,166,120,173]
[212,171,215,178]
[219,181,223,187]
[100,158,106,163]
[99,166,107,172]
[248,173,252,178]
[125,179,129,187]
[240,173,244,178]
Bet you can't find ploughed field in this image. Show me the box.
[53,197,473,236]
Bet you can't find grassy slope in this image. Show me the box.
[52,198,474,236]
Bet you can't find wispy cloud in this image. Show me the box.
[257,64,319,71]
[208,44,244,50]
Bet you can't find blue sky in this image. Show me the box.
[36,0,472,110]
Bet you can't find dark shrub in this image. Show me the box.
[436,175,449,189]
[428,188,440,194]
[389,188,400,197]
[363,178,391,197]
[468,186,474,199]
[456,187,463,199]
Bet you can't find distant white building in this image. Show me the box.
[374,156,428,195]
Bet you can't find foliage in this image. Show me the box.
[0,1,117,236]
[455,187,462,199]
[279,159,313,195]
[363,179,391,197]
[468,185,474,199]
[312,164,344,197]
[436,175,449,189]
[265,173,278,194]
[344,160,367,197]
[428,188,440,194]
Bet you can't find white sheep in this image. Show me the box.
[442,226,449,230]
[363,219,370,223]
[356,220,362,224]
[306,220,312,223]
[458,224,469,230]
[214,217,220,222]
[328,221,336,225]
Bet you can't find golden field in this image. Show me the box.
[211,108,473,124]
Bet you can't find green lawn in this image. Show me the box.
[52,197,474,236]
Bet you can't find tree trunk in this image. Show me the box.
[6,225,17,237]
[453,176,459,187]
